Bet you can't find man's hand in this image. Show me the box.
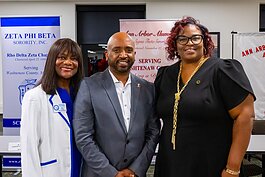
[115,168,135,177]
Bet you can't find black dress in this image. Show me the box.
[154,57,255,177]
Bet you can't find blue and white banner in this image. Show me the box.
[234,33,265,120]
[0,16,60,167]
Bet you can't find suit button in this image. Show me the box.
[126,140,129,144]
[124,159,128,163]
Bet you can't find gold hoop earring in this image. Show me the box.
[203,48,207,55]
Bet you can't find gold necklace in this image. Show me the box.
[171,57,208,150]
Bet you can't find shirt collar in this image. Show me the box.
[108,69,131,85]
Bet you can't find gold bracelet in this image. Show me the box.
[224,167,240,175]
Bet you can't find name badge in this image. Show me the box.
[53,103,66,112]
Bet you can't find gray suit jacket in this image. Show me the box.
[73,69,160,177]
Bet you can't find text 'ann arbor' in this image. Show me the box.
[242,44,265,57]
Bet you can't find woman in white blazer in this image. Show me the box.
[20,38,84,177]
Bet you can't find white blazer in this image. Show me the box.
[20,85,73,177]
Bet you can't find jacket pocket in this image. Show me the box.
[40,159,58,167]
[41,158,60,176]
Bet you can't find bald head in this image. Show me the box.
[107,32,135,50]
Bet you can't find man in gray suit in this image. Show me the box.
[73,32,160,177]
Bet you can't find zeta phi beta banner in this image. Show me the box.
[234,33,265,120]
[0,16,60,167]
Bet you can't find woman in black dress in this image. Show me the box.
[154,16,255,177]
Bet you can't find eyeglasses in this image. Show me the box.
[175,35,203,45]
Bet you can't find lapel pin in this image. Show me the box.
[196,80,201,85]
[137,83,141,88]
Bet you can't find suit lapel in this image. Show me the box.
[129,74,141,132]
[101,70,127,134]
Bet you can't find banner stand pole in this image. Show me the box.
[231,31,238,59]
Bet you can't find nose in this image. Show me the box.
[186,39,193,45]
[119,50,127,58]
[63,58,73,65]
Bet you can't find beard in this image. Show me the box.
[109,59,135,73]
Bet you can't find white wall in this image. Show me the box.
[146,1,260,58]
[0,0,263,113]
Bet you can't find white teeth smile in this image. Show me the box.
[119,61,128,64]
